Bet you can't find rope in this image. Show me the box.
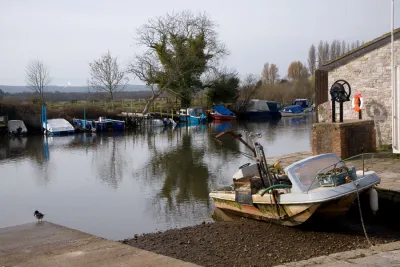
[354,182,373,248]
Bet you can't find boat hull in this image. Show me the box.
[210,114,236,120]
[280,112,306,117]
[210,190,362,226]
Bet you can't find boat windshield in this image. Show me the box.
[292,156,345,188]
[190,108,204,117]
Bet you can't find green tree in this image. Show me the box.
[128,11,228,113]
[205,68,240,105]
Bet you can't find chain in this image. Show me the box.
[354,182,373,248]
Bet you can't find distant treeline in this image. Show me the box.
[307,39,364,74]
[0,90,168,103]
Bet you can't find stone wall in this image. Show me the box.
[312,120,376,159]
[327,39,400,147]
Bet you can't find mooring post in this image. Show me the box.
[44,105,48,136]
[84,107,86,131]
[339,102,344,122]
[332,100,336,122]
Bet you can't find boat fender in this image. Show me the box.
[369,187,379,215]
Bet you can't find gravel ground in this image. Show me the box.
[121,212,400,267]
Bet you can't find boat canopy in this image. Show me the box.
[212,105,235,116]
[44,118,74,132]
[8,120,27,133]
[293,99,310,108]
[284,153,345,193]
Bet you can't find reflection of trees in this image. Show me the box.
[92,135,126,189]
[148,134,210,208]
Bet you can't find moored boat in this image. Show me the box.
[8,120,28,136]
[280,105,306,117]
[243,99,281,119]
[43,118,75,136]
[178,107,207,123]
[210,105,236,120]
[209,131,380,226]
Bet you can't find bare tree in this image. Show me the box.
[341,40,346,54]
[261,63,279,84]
[317,41,324,68]
[269,64,279,84]
[235,74,262,112]
[308,44,316,74]
[261,63,270,84]
[89,50,128,107]
[25,59,51,104]
[287,61,309,81]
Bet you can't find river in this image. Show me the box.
[0,115,313,240]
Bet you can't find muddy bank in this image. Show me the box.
[121,214,400,267]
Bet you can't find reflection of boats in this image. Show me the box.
[209,131,380,226]
[243,99,281,119]
[178,107,207,123]
[210,105,236,121]
[280,105,306,117]
[8,120,28,136]
[43,119,75,136]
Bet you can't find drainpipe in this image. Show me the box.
[392,0,398,153]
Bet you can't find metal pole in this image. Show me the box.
[44,105,48,136]
[392,0,395,150]
[84,107,86,131]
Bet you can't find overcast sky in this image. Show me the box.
[0,0,398,86]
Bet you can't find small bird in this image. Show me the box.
[34,210,45,222]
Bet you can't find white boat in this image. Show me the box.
[209,131,380,226]
[43,118,75,136]
[8,120,28,136]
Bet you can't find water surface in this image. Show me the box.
[0,115,313,240]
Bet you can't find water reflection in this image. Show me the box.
[0,117,313,240]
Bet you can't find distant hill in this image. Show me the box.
[0,84,151,93]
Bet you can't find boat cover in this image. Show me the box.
[44,118,74,132]
[212,105,235,116]
[282,105,304,113]
[8,120,27,133]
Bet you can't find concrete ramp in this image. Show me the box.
[0,222,201,267]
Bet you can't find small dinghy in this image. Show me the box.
[209,131,381,226]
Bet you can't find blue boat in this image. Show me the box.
[292,99,313,112]
[244,99,282,119]
[210,105,236,120]
[73,117,125,132]
[178,107,207,123]
[280,105,306,117]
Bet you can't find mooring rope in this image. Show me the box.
[354,181,373,248]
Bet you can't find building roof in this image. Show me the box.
[321,27,400,71]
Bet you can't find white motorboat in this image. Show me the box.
[209,131,380,226]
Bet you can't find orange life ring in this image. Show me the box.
[352,94,364,112]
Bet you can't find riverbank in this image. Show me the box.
[0,222,199,267]
[121,214,400,267]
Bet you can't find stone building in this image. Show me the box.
[318,28,400,148]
